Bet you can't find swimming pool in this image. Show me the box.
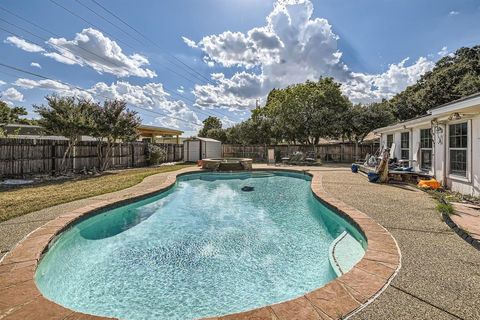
[35,171,366,320]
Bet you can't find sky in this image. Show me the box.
[1,0,479,136]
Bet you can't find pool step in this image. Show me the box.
[328,231,365,276]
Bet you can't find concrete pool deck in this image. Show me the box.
[0,165,478,319]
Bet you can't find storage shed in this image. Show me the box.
[183,137,222,162]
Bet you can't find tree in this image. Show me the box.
[344,102,395,159]
[0,100,28,124]
[197,116,230,142]
[261,78,351,144]
[34,96,96,174]
[0,100,30,136]
[198,116,222,137]
[91,99,141,171]
[391,45,480,120]
[345,103,395,143]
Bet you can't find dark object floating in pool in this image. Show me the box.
[241,186,254,192]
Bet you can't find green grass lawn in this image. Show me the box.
[0,164,192,222]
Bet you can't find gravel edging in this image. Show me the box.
[442,212,480,251]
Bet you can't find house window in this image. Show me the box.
[386,134,393,148]
[449,122,468,177]
[420,129,432,171]
[400,132,410,160]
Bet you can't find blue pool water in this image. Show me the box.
[35,171,365,320]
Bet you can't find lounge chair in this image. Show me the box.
[287,152,303,165]
[304,151,317,165]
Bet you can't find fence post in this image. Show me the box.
[131,143,135,167]
[51,141,56,175]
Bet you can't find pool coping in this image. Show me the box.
[0,167,401,320]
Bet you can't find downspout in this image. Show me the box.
[409,127,413,166]
[469,119,473,186]
[443,124,447,187]
[431,122,436,179]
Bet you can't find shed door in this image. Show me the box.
[185,141,200,162]
[206,142,222,159]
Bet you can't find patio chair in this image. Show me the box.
[304,151,317,165]
[288,152,303,165]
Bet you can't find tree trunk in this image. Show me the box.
[97,141,104,171]
[60,140,74,175]
[355,140,359,162]
[101,140,113,171]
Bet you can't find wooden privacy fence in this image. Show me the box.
[222,142,380,163]
[0,138,183,178]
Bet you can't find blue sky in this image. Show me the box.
[1,0,479,136]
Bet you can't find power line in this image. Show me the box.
[48,0,136,51]
[0,5,204,87]
[0,24,81,66]
[88,0,213,84]
[0,23,229,123]
[0,17,230,121]
[0,4,234,123]
[0,62,203,127]
[51,0,211,85]
[73,0,145,47]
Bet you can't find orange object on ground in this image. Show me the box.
[418,179,441,190]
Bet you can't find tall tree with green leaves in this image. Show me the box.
[0,100,31,136]
[197,116,230,142]
[34,96,96,174]
[345,102,395,159]
[262,78,351,144]
[390,45,480,120]
[345,102,395,143]
[91,99,141,171]
[0,100,28,124]
[198,116,222,137]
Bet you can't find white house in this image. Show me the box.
[375,93,480,196]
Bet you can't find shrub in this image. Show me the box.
[147,144,167,165]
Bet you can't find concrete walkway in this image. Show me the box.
[451,202,480,241]
[1,165,479,319]
[318,169,480,320]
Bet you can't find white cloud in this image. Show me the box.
[343,57,435,103]
[449,11,459,16]
[1,87,24,102]
[0,80,6,86]
[194,72,263,110]
[89,81,201,131]
[181,36,198,48]
[45,28,156,78]
[14,78,201,131]
[15,78,70,91]
[4,36,45,53]
[199,28,283,69]
[177,85,185,93]
[437,46,454,58]
[30,62,42,68]
[190,0,435,108]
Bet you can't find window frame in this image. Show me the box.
[419,128,433,172]
[400,131,410,160]
[447,120,470,181]
[386,134,393,148]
